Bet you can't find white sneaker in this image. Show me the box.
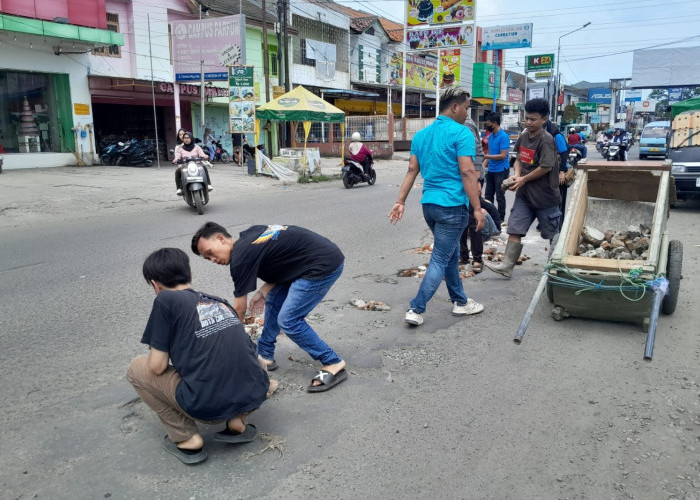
[452,298,484,316]
[404,309,423,326]
[208,185,213,192]
[176,188,182,196]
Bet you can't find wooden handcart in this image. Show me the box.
[515,160,683,360]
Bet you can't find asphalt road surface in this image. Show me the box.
[1,159,698,499]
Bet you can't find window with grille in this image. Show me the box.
[269,51,278,77]
[93,13,120,57]
[300,39,315,66]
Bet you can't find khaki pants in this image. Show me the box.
[126,355,200,443]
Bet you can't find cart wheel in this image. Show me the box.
[662,240,683,315]
[552,306,568,321]
[546,234,560,304]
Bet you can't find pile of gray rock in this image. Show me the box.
[576,224,651,260]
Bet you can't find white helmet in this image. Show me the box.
[351,132,362,142]
[569,127,576,133]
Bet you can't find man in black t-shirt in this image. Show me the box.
[485,98,561,279]
[126,248,271,464]
[192,222,348,393]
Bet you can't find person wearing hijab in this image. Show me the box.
[172,131,212,196]
[347,131,373,176]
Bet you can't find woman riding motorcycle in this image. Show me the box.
[347,131,373,176]
[610,128,628,161]
[172,131,213,195]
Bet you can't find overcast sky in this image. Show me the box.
[336,0,700,86]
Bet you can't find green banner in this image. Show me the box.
[577,102,597,113]
[526,54,554,72]
[229,66,255,134]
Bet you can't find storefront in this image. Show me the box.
[0,70,74,155]
[0,11,123,169]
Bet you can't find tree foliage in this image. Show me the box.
[562,104,580,123]
[649,87,700,118]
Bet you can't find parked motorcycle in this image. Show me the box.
[177,156,210,215]
[115,139,155,167]
[100,141,124,165]
[342,157,376,188]
[211,139,230,163]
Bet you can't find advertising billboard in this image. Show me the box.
[471,62,499,98]
[407,24,474,50]
[171,15,246,82]
[507,88,524,104]
[576,102,597,113]
[390,53,438,90]
[407,0,475,27]
[526,54,554,72]
[229,66,255,134]
[625,89,643,102]
[587,87,612,104]
[482,23,533,51]
[631,46,700,88]
[439,49,461,87]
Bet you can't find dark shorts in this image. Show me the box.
[507,197,561,240]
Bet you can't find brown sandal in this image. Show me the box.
[471,261,483,273]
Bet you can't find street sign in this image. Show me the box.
[526,54,554,72]
[577,102,597,113]
[482,23,533,50]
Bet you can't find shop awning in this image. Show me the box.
[473,98,514,106]
[320,88,380,98]
[0,13,123,47]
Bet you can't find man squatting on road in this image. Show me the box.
[126,248,271,464]
[388,86,486,326]
[192,222,348,393]
[485,97,562,279]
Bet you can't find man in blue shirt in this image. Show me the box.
[483,112,511,222]
[388,87,485,326]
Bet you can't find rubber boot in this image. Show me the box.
[484,241,523,278]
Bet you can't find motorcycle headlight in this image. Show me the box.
[187,162,199,175]
[671,164,686,174]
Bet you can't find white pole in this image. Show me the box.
[401,15,407,118]
[435,48,440,119]
[199,5,205,130]
[147,14,161,168]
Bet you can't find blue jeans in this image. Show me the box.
[409,204,469,314]
[485,169,509,221]
[258,263,343,366]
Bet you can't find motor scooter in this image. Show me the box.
[342,156,376,188]
[568,147,583,168]
[177,156,210,215]
[212,139,230,163]
[115,139,155,167]
[603,142,627,161]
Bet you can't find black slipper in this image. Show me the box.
[265,359,279,371]
[161,436,207,464]
[213,423,258,444]
[307,368,348,393]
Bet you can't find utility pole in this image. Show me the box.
[199,4,206,131]
[262,0,273,152]
[281,0,291,146]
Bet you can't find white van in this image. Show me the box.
[566,123,593,139]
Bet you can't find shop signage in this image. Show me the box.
[406,24,474,50]
[156,82,229,97]
[389,52,438,90]
[407,0,475,27]
[587,87,612,104]
[577,102,597,113]
[507,88,523,104]
[229,66,255,134]
[526,54,554,72]
[625,89,642,102]
[482,23,533,50]
[273,86,286,98]
[74,103,90,115]
[534,71,552,79]
[171,15,246,82]
[529,87,545,99]
[439,49,461,87]
[471,62,499,98]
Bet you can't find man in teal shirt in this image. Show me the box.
[388,87,485,326]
